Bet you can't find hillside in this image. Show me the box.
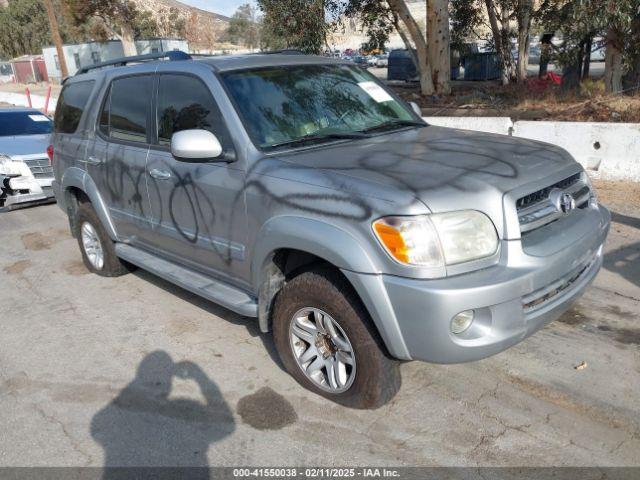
[132,0,230,50]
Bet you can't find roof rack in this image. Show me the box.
[75,50,192,75]
[262,49,306,55]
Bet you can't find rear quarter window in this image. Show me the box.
[54,80,95,134]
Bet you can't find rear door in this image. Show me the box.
[87,74,154,241]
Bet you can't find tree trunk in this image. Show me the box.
[485,0,512,85]
[604,27,623,93]
[388,0,434,95]
[43,0,68,78]
[117,25,138,57]
[538,32,553,78]
[516,0,532,83]
[582,35,592,80]
[427,0,451,94]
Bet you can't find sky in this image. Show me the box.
[181,0,256,17]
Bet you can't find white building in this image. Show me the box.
[43,38,189,81]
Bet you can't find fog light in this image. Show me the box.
[451,310,474,334]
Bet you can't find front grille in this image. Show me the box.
[516,173,581,211]
[517,173,592,234]
[23,157,53,179]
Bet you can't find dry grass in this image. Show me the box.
[395,79,640,122]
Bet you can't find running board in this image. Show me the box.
[115,243,258,317]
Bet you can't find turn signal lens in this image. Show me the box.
[372,216,444,267]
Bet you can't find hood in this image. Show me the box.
[274,125,581,237]
[0,134,50,158]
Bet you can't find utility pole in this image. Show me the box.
[43,0,68,78]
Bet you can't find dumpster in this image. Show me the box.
[463,52,501,80]
[388,49,417,81]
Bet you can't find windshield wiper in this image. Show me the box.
[360,119,426,134]
[266,131,370,150]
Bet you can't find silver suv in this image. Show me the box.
[51,51,610,408]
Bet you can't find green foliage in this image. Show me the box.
[345,0,395,52]
[257,0,327,54]
[449,0,488,51]
[0,0,53,59]
[227,3,261,49]
[63,0,184,41]
[538,0,640,77]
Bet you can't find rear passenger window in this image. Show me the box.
[53,80,95,133]
[156,74,230,147]
[102,75,152,143]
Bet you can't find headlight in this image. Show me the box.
[0,154,22,177]
[373,211,498,267]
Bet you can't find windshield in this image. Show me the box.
[222,64,418,150]
[0,111,52,136]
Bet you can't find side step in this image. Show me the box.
[115,243,258,317]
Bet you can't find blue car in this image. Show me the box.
[0,107,55,210]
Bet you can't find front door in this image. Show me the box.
[89,74,154,241]
[145,72,247,282]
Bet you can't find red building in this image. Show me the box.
[9,55,48,83]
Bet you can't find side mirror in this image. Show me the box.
[171,129,224,162]
[409,101,422,117]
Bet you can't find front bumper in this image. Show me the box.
[1,176,55,210]
[344,205,610,363]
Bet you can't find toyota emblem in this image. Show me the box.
[559,193,575,213]
[549,189,576,214]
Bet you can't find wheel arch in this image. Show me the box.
[252,216,411,360]
[61,167,119,241]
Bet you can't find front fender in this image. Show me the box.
[251,216,411,360]
[61,167,119,241]
[251,215,379,290]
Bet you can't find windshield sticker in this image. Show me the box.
[28,114,50,122]
[358,81,393,103]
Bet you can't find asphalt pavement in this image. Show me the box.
[0,184,638,468]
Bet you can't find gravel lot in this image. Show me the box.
[0,180,639,468]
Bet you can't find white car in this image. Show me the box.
[0,108,55,210]
[376,55,388,67]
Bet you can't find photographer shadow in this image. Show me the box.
[91,351,235,478]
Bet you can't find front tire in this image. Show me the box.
[74,202,133,277]
[272,268,401,409]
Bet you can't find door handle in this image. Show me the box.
[149,168,172,180]
[86,156,104,166]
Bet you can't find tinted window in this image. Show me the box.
[53,80,95,134]
[108,75,152,143]
[156,74,229,147]
[0,111,52,136]
[98,86,110,137]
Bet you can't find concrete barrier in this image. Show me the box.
[0,91,57,112]
[423,116,513,136]
[513,121,640,182]
[423,116,640,181]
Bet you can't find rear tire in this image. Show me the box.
[272,268,401,409]
[74,202,133,277]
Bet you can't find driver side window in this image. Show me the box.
[156,74,231,149]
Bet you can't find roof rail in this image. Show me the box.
[263,49,306,55]
[75,50,192,75]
